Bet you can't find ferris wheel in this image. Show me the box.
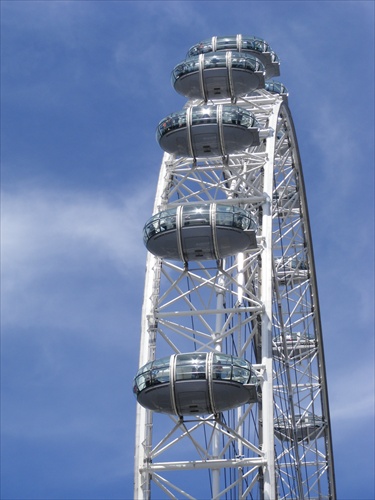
[133,35,336,500]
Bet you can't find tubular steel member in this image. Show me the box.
[134,34,336,500]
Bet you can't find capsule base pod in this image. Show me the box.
[137,380,257,416]
[172,52,265,100]
[274,414,324,442]
[143,204,258,262]
[186,35,280,80]
[275,258,308,284]
[159,122,260,157]
[133,352,258,417]
[147,225,257,261]
[156,105,260,158]
[273,333,316,361]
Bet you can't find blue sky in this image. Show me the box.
[1,1,374,499]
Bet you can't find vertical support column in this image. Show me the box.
[260,101,282,500]
[134,154,170,500]
[237,252,244,499]
[212,273,225,499]
[260,193,275,500]
[134,252,158,500]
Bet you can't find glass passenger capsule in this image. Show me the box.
[133,352,258,416]
[143,203,257,261]
[171,51,265,100]
[273,186,300,217]
[156,105,260,158]
[265,80,288,98]
[274,414,325,442]
[275,257,308,284]
[187,35,280,80]
[273,331,315,360]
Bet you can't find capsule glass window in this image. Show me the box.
[175,353,207,381]
[265,80,288,94]
[191,107,216,124]
[143,209,177,242]
[182,205,210,227]
[156,112,187,141]
[150,357,170,385]
[212,353,233,381]
[232,358,252,384]
[187,40,213,57]
[215,36,237,51]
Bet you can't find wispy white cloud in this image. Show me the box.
[1,183,153,334]
[329,362,375,423]
[1,3,373,498]
[1,182,144,492]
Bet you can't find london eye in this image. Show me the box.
[134,35,336,500]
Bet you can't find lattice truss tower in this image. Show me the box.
[133,35,336,500]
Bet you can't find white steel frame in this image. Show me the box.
[134,88,335,499]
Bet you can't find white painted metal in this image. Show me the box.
[261,99,282,499]
[134,61,335,499]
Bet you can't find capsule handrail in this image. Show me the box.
[187,35,279,63]
[265,80,288,95]
[171,51,264,83]
[143,204,257,244]
[156,106,258,142]
[273,332,315,342]
[133,352,256,395]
